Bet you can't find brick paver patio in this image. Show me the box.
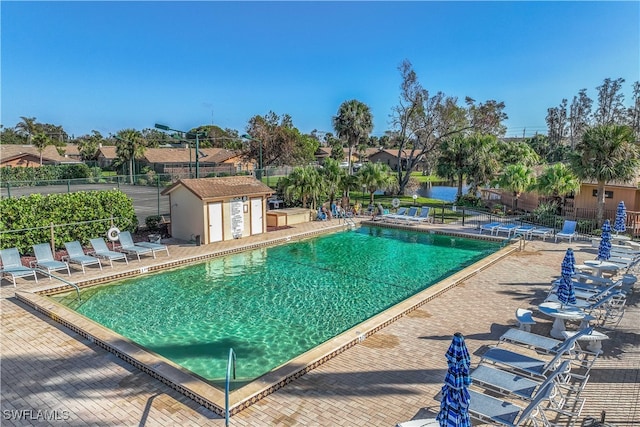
[1,219,638,426]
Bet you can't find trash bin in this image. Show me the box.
[195,235,201,246]
[148,234,161,244]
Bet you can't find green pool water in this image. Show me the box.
[52,226,499,387]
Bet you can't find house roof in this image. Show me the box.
[161,176,273,200]
[96,146,118,160]
[0,144,81,164]
[142,147,241,164]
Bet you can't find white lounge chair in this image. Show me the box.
[119,231,169,257]
[63,241,103,273]
[555,220,577,243]
[381,207,407,222]
[479,222,501,235]
[31,243,71,279]
[495,224,518,237]
[396,207,419,224]
[89,238,129,267]
[0,247,38,287]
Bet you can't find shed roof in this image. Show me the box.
[161,176,273,200]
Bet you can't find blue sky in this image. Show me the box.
[2,1,638,139]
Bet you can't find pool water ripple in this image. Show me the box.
[52,226,498,387]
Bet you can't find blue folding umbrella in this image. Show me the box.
[614,201,626,234]
[598,220,612,261]
[557,248,577,307]
[436,332,471,427]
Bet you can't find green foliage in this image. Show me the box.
[0,164,92,184]
[145,215,162,231]
[0,190,137,253]
[455,194,482,207]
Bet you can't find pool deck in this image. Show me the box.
[1,218,638,425]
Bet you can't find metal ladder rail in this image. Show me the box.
[33,268,81,301]
[337,210,356,227]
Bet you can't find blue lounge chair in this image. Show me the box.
[32,243,71,279]
[514,225,535,238]
[89,238,129,267]
[406,206,432,224]
[382,207,407,222]
[479,222,501,235]
[0,247,38,287]
[63,241,103,273]
[555,220,577,243]
[119,231,169,257]
[396,207,419,224]
[480,328,593,379]
[115,232,155,261]
[468,381,555,427]
[528,227,553,241]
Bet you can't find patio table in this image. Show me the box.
[538,301,586,339]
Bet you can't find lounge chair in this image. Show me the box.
[480,327,593,379]
[528,227,553,241]
[471,360,571,402]
[0,247,38,287]
[499,328,572,355]
[479,222,501,235]
[396,207,419,224]
[495,224,518,237]
[555,220,577,243]
[31,243,71,279]
[382,207,407,222]
[514,225,535,238]
[468,381,555,427]
[115,232,155,261]
[406,206,432,224]
[119,231,169,257]
[63,241,103,273]
[89,238,129,267]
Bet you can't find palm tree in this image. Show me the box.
[15,116,38,144]
[115,129,146,184]
[535,163,581,213]
[282,165,323,209]
[357,162,392,205]
[332,100,373,176]
[570,125,639,224]
[319,158,347,207]
[494,164,535,210]
[31,132,51,165]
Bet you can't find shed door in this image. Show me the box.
[250,197,263,235]
[208,202,223,243]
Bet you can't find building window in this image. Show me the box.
[592,189,613,198]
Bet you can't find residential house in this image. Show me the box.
[0,145,81,167]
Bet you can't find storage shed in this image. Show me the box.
[161,176,273,244]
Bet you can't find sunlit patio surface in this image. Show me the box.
[1,218,638,425]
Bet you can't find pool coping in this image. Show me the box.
[14,224,517,417]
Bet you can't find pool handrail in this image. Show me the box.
[225,348,236,426]
[33,268,81,301]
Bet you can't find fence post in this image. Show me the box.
[67,179,71,193]
[50,223,55,253]
[157,176,161,216]
[441,202,445,224]
[462,207,465,227]
[6,181,10,198]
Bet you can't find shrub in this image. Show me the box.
[0,189,137,253]
[145,215,162,231]
[455,194,481,207]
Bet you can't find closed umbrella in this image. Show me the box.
[557,248,577,307]
[436,332,471,427]
[614,201,626,234]
[598,220,612,261]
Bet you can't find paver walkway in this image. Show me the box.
[1,219,638,426]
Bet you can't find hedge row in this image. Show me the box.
[0,190,138,254]
[0,164,95,185]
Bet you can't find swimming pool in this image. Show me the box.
[51,226,499,389]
